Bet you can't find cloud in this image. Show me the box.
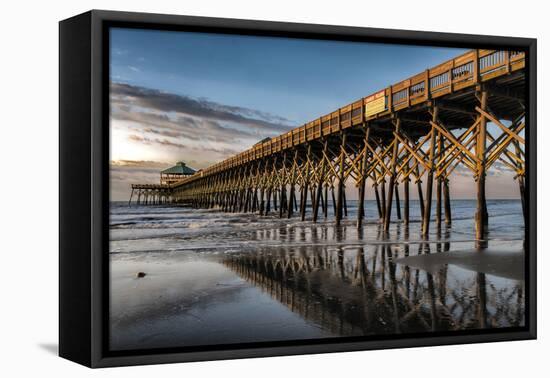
[109,81,292,198]
[110,160,163,201]
[110,160,169,169]
[125,134,241,157]
[113,108,254,143]
[110,82,293,134]
[128,65,141,72]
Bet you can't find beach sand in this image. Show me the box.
[109,200,526,351]
[395,248,525,281]
[110,252,333,351]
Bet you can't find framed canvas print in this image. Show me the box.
[59,10,536,368]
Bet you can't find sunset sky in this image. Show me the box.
[109,28,521,201]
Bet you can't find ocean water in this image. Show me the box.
[109,200,525,351]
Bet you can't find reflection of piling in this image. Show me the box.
[222,246,435,335]
[476,272,488,328]
[222,222,524,335]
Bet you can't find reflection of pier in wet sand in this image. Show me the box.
[223,225,524,336]
[108,201,525,350]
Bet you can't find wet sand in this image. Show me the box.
[110,252,333,350]
[109,200,526,351]
[395,248,525,281]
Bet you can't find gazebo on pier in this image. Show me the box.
[160,161,196,185]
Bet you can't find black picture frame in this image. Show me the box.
[59,9,537,368]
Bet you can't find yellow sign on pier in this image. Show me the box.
[365,90,386,117]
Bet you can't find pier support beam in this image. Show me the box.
[422,105,438,237]
[444,178,452,226]
[403,176,410,225]
[395,183,401,220]
[476,90,489,246]
[301,145,312,221]
[380,180,387,222]
[128,188,134,206]
[416,166,425,222]
[313,141,328,223]
[287,151,298,219]
[335,133,347,226]
[384,118,400,232]
[374,184,382,219]
[323,185,329,218]
[436,133,443,231]
[357,127,371,228]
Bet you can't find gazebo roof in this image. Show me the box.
[161,161,196,175]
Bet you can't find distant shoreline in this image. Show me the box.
[110,198,522,204]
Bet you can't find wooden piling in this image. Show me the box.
[403,177,410,225]
[476,90,488,244]
[374,184,382,219]
[318,188,325,216]
[336,133,347,226]
[422,105,438,237]
[381,180,387,223]
[343,189,348,217]
[128,188,134,206]
[265,188,272,214]
[323,185,329,218]
[395,184,401,220]
[384,119,400,232]
[443,179,452,226]
[331,186,337,217]
[300,185,307,221]
[357,127,370,228]
[436,133,443,231]
[416,175,425,221]
[301,144,312,221]
[519,175,526,223]
[287,184,295,218]
[279,185,286,218]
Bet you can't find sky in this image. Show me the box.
[109,27,521,201]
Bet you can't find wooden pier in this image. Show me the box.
[129,162,196,206]
[129,184,173,206]
[146,49,527,243]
